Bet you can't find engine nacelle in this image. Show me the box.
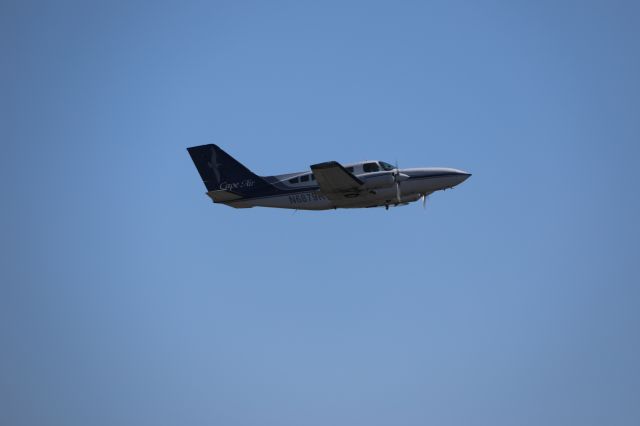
[400,193,422,203]
[361,173,395,190]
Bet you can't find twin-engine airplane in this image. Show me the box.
[187,144,471,210]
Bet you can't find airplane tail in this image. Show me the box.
[187,144,268,196]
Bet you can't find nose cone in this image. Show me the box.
[459,170,472,182]
[451,169,471,186]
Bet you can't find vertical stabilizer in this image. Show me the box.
[187,144,269,196]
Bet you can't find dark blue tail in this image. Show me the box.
[187,144,269,195]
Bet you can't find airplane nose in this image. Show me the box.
[461,172,471,181]
[453,170,471,186]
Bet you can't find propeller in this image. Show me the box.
[421,193,431,209]
[392,161,409,204]
[393,161,401,204]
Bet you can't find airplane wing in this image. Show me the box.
[310,161,364,199]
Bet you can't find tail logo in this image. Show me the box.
[207,149,222,183]
[205,146,257,192]
[219,179,256,191]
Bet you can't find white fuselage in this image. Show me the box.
[220,162,471,210]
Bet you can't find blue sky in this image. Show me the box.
[2,1,639,425]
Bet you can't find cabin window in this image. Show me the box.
[363,162,380,173]
[289,177,299,184]
[301,175,309,182]
[345,166,355,173]
[380,161,395,171]
[311,174,315,180]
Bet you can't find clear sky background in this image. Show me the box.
[2,1,639,425]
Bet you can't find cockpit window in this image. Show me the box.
[300,174,309,182]
[289,177,299,184]
[380,161,395,171]
[363,162,380,173]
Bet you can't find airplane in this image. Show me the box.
[187,144,471,210]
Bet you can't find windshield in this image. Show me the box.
[380,161,395,171]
